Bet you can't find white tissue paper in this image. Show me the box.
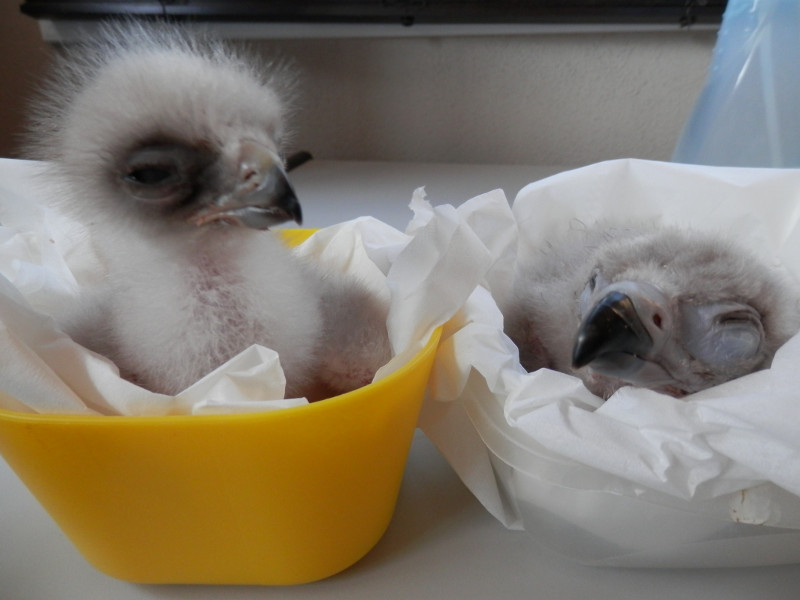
[419,158,800,567]
[0,158,486,416]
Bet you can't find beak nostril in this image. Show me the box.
[653,313,663,329]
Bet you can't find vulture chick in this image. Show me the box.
[23,21,390,400]
[502,223,800,398]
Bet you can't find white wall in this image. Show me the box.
[253,30,717,166]
[2,4,718,166]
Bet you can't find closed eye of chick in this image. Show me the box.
[501,222,800,399]
[22,20,391,401]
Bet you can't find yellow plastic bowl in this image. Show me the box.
[0,229,439,585]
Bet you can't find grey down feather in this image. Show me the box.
[501,222,800,398]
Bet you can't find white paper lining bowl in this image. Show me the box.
[421,159,800,568]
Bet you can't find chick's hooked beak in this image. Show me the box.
[572,282,678,389]
[188,140,302,230]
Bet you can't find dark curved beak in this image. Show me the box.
[572,291,654,377]
[188,141,302,230]
[230,160,302,229]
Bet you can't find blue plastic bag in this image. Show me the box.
[673,0,800,167]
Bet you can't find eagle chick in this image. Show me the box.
[23,21,390,400]
[502,223,800,398]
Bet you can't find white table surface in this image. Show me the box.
[4,159,800,599]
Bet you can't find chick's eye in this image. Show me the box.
[125,165,179,186]
[588,271,598,291]
[681,302,765,370]
[121,143,201,205]
[719,310,759,326]
[579,269,605,316]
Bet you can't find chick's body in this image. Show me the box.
[80,229,322,396]
[24,21,390,399]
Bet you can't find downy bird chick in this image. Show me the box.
[502,222,800,398]
[22,21,390,400]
